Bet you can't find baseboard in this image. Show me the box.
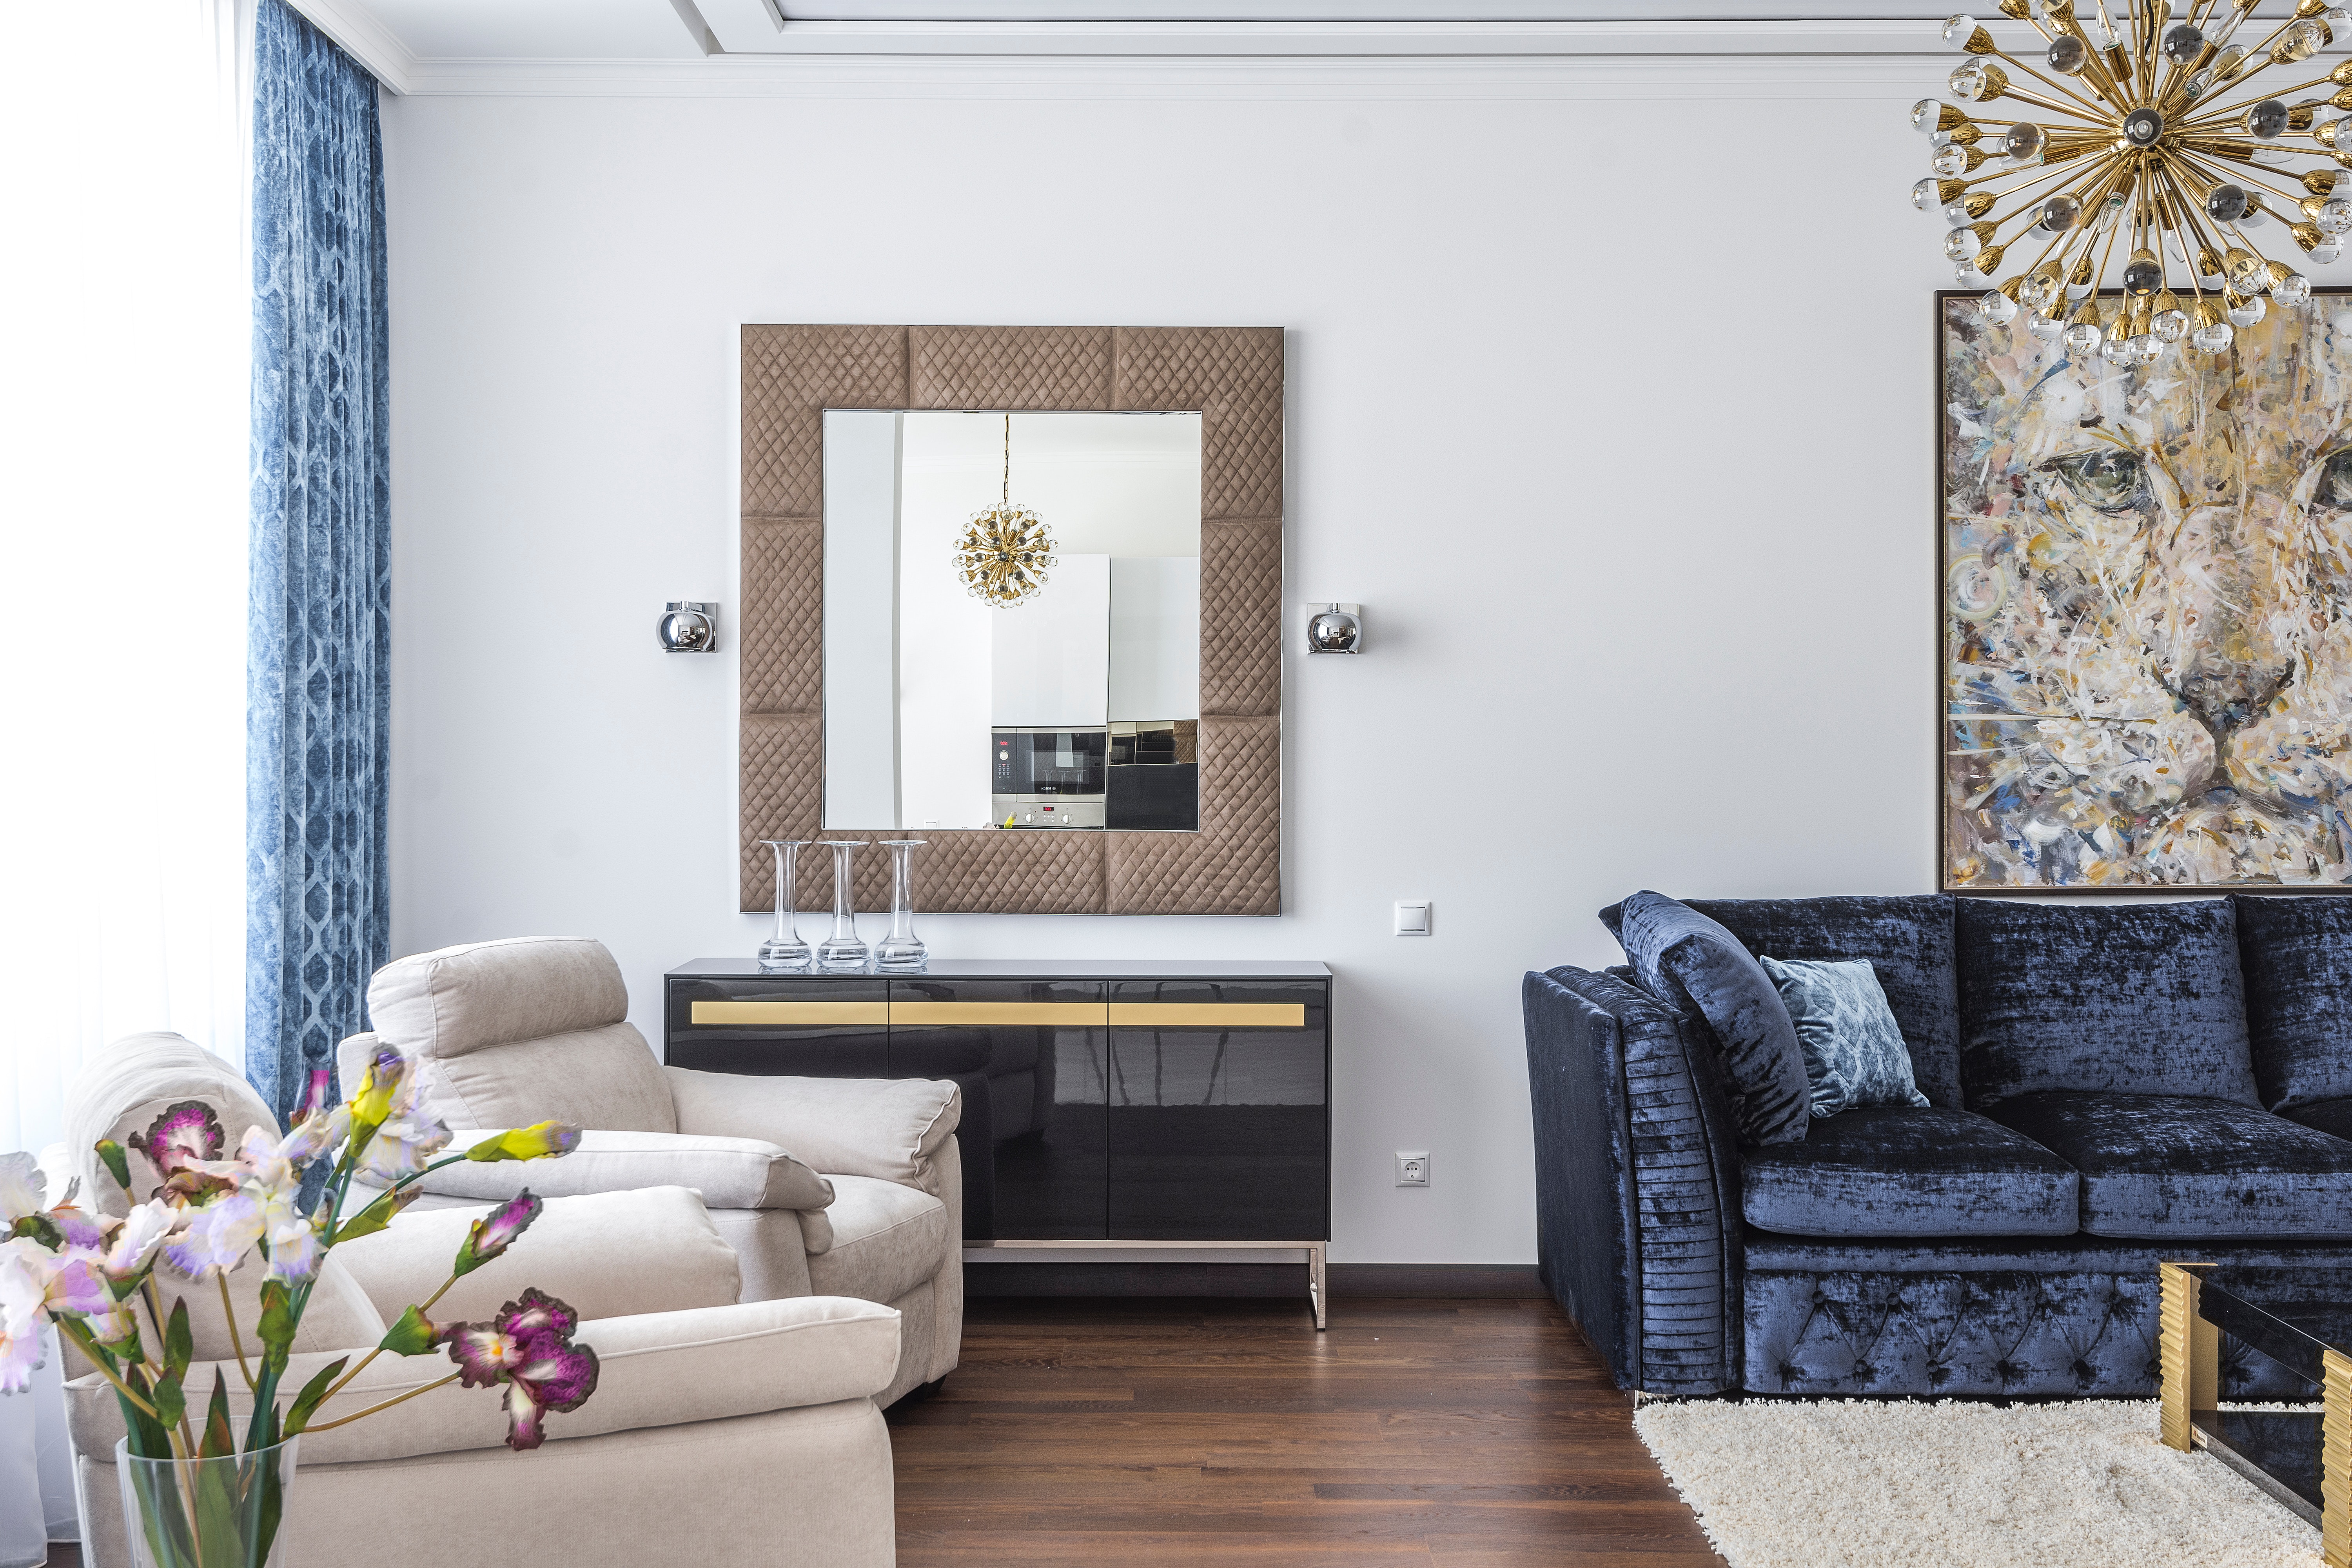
[964,1260,1545,1299]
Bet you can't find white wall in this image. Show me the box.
[379,57,2352,1265]
[822,410,902,827]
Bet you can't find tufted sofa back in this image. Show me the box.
[346,935,677,1134]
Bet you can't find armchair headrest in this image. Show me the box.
[367,936,628,1059]
[63,1032,278,1216]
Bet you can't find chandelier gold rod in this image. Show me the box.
[2000,81,2121,119]
[1991,50,2127,118]
[2176,143,2309,207]
[2157,158,2232,290]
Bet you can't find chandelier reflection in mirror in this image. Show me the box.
[1920,0,2352,363]
[951,414,1058,608]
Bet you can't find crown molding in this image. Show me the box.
[722,16,1944,55]
[285,0,419,94]
[390,20,1955,98]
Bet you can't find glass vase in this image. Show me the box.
[117,1435,298,1568]
[874,839,928,971]
[814,840,869,970]
[756,839,811,970]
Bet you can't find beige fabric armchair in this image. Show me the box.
[338,935,963,1406]
[60,1032,902,1568]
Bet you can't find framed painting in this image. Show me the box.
[1940,288,2352,892]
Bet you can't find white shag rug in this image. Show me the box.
[1634,1398,2324,1568]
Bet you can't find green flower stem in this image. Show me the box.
[314,1269,457,1409]
[216,1275,256,1393]
[58,1323,162,1422]
[140,1279,199,1458]
[299,1369,459,1433]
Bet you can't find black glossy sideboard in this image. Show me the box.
[662,959,1332,1320]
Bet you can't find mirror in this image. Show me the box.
[821,409,1204,833]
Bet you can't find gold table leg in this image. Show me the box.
[2325,1346,2352,1568]
[2159,1261,2218,1454]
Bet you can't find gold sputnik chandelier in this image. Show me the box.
[1922,0,2352,361]
[951,414,1056,608]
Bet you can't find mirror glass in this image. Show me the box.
[822,409,1203,833]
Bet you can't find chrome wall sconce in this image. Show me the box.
[1306,603,1361,656]
[658,601,719,653]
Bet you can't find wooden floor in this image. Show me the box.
[885,1296,1725,1567]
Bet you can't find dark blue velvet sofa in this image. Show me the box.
[1523,893,2352,1400]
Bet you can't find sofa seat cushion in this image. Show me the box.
[804,1175,949,1305]
[1740,1106,2079,1238]
[1987,1091,2352,1240]
[1955,899,2259,1107]
[1688,895,1963,1111]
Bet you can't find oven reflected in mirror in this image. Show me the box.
[822,410,1203,832]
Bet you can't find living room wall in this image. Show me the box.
[377,55,2352,1267]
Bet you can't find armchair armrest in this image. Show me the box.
[396,1128,833,1212]
[67,1295,902,1467]
[666,1070,960,1195]
[332,1186,747,1326]
[1523,965,1739,1397]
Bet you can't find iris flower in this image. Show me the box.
[454,1193,541,1277]
[162,1192,264,1280]
[98,1201,176,1283]
[444,1289,599,1450]
[263,1216,320,1283]
[0,1250,45,1394]
[464,1123,582,1163]
[129,1102,225,1179]
[0,1153,43,1226]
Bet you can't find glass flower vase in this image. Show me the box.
[815,840,869,970]
[117,1435,298,1568]
[874,839,928,971]
[757,839,811,970]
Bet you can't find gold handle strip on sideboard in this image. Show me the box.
[887,1002,1109,1026]
[1106,1003,1307,1028]
[689,1001,890,1026]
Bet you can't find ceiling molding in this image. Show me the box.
[287,0,420,94]
[392,46,1936,98]
[712,16,1949,55]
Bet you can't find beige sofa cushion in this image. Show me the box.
[666,1071,959,1194]
[804,1176,950,1306]
[68,1294,903,1467]
[367,936,628,1057]
[403,1129,832,1212]
[331,1186,742,1325]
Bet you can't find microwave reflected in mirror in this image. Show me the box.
[822,410,1203,833]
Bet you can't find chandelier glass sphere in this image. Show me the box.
[952,414,1057,608]
[1918,0,2352,360]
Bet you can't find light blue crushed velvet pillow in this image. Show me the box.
[1760,956,1931,1118]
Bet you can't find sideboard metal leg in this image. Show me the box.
[1308,1242,1327,1331]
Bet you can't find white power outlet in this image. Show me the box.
[1396,1151,1430,1187]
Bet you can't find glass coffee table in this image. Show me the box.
[2159,1261,2350,1565]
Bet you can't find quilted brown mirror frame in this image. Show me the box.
[739,325,1285,916]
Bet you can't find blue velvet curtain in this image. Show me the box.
[246,0,391,1121]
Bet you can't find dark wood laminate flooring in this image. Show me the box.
[885,1296,1724,1567]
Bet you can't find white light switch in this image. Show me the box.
[1396,900,1431,936]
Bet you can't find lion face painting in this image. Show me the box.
[1943,292,2352,890]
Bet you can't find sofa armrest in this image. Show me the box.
[665,1070,960,1195]
[1523,965,1740,1396]
[394,1128,833,1212]
[67,1295,902,1468]
[333,1186,746,1326]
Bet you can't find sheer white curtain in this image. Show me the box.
[0,2,254,1154]
[0,5,252,1557]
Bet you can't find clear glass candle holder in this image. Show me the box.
[814,840,870,970]
[757,839,811,970]
[874,839,928,971]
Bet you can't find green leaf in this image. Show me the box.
[281,1356,348,1436]
[256,1403,287,1565]
[164,1297,192,1382]
[198,1369,235,1459]
[9,1214,60,1248]
[122,1367,173,1460]
[94,1138,131,1194]
[332,1184,413,1244]
[377,1305,440,1357]
[256,1281,295,1376]
[149,1372,186,1430]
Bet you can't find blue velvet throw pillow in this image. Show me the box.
[1759,956,1931,1118]
[1608,891,1809,1145]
